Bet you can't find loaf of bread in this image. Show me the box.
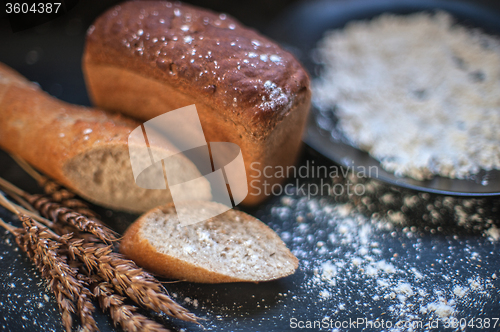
[83,1,311,205]
[0,63,211,213]
[120,201,298,283]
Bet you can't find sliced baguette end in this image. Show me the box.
[120,201,298,283]
[62,144,212,214]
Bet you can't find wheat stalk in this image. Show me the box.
[10,154,98,217]
[94,282,173,332]
[65,240,199,323]
[26,194,118,243]
[49,277,76,332]
[0,192,98,332]
[0,216,98,332]
[0,192,54,228]
[0,192,197,324]
[0,191,102,246]
[0,177,117,243]
[40,178,99,218]
[0,179,201,330]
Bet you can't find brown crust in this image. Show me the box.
[0,62,137,190]
[120,203,299,283]
[84,0,310,139]
[0,63,185,212]
[120,212,245,283]
[83,63,310,205]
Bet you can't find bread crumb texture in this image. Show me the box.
[313,12,500,180]
[139,202,297,281]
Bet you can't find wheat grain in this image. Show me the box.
[26,194,117,243]
[65,240,199,323]
[0,181,200,331]
[95,282,172,332]
[0,177,115,242]
[7,216,99,332]
[39,177,99,217]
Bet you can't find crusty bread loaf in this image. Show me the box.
[83,1,311,205]
[120,201,298,283]
[0,63,211,213]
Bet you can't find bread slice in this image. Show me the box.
[0,63,211,213]
[120,201,298,283]
[83,1,311,205]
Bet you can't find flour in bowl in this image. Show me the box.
[312,12,500,180]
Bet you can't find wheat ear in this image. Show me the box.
[26,194,118,243]
[0,178,200,329]
[0,187,198,324]
[94,282,173,332]
[65,240,199,323]
[0,176,117,243]
[0,216,99,332]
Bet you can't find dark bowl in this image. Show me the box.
[268,0,500,196]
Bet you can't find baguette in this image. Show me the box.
[120,201,298,283]
[0,63,211,213]
[83,1,311,205]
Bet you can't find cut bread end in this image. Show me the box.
[63,144,212,213]
[120,201,298,283]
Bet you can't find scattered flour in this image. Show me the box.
[313,12,500,180]
[453,285,467,298]
[1,164,498,332]
[486,225,500,241]
[421,300,455,319]
[270,173,498,332]
[259,80,290,112]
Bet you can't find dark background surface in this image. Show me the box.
[1,1,500,332]
[0,0,499,108]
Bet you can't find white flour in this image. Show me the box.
[313,12,500,180]
[275,191,497,331]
